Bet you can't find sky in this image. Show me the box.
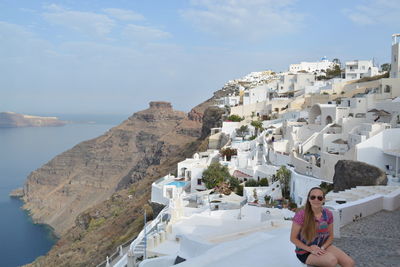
[1,0,399,115]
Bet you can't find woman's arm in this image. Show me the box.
[321,223,334,250]
[290,222,312,252]
[291,222,326,255]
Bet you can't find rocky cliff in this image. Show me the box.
[22,101,205,235]
[0,112,66,127]
[18,83,228,266]
[25,139,207,267]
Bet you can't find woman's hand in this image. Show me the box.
[309,245,326,256]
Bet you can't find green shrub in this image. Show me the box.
[88,217,106,231]
[245,180,259,187]
[236,185,243,196]
[226,114,243,122]
[227,176,240,190]
[276,166,291,199]
[259,178,269,186]
[288,201,298,210]
[202,162,232,189]
[220,147,237,161]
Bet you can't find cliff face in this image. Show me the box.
[0,112,66,127]
[25,139,206,267]
[22,101,203,235]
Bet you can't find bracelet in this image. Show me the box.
[321,246,325,250]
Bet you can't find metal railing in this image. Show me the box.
[96,236,137,267]
[97,205,170,267]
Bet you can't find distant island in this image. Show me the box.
[0,112,66,128]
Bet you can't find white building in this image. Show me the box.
[356,128,400,177]
[177,151,220,193]
[391,33,400,78]
[276,73,315,95]
[243,85,267,105]
[289,57,336,73]
[151,175,191,205]
[344,60,379,80]
[218,95,241,107]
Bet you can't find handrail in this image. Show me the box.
[301,132,318,152]
[96,236,136,267]
[129,205,169,252]
[97,205,170,267]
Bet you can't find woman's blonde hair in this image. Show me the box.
[301,187,325,243]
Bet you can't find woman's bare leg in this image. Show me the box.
[326,245,355,267]
[306,252,338,267]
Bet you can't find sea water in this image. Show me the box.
[0,115,125,267]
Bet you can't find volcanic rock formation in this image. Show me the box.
[22,101,204,235]
[333,160,387,192]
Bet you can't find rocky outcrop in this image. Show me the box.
[0,112,66,127]
[333,160,387,192]
[201,106,225,139]
[21,101,203,235]
[9,187,24,198]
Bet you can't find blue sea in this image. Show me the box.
[0,114,126,267]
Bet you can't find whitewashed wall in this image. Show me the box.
[356,128,400,172]
[289,168,324,206]
[221,121,240,136]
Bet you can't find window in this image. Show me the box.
[384,85,391,93]
[197,179,202,185]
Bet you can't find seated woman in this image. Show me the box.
[290,187,355,267]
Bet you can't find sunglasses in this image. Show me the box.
[309,195,324,201]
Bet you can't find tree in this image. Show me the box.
[251,120,264,136]
[332,58,341,67]
[276,166,291,199]
[202,162,232,189]
[226,114,243,122]
[381,63,391,72]
[236,125,249,139]
[326,65,341,78]
[220,147,237,161]
[227,176,240,191]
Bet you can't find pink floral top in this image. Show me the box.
[293,208,333,254]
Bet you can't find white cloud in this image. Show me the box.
[42,5,115,38]
[122,24,172,43]
[343,0,400,25]
[103,8,145,21]
[181,0,304,41]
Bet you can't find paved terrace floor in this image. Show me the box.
[334,208,400,267]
